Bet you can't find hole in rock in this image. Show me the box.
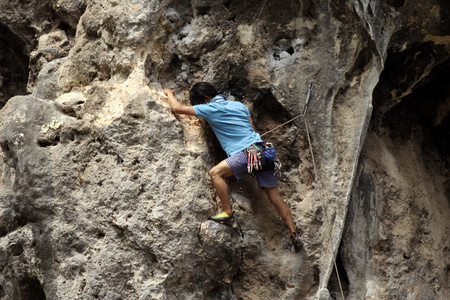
[373,40,450,203]
[0,23,29,109]
[38,136,60,147]
[272,36,296,61]
[19,277,46,300]
[57,20,76,38]
[9,243,24,256]
[287,46,295,55]
[381,60,450,158]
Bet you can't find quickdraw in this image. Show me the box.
[245,144,262,174]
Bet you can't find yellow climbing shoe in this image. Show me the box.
[208,212,235,224]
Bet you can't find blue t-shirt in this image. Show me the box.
[194,95,263,156]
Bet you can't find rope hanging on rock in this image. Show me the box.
[262,83,345,300]
[301,86,345,300]
[304,118,345,300]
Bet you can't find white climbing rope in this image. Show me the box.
[304,117,345,300]
[261,83,346,300]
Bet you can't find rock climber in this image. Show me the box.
[163,82,302,252]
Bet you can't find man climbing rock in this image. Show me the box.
[163,82,303,252]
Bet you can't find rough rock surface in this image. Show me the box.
[0,0,449,299]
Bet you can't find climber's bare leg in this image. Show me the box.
[264,187,296,235]
[209,160,234,215]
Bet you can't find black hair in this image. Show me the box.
[189,82,218,105]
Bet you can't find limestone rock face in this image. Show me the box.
[0,0,449,299]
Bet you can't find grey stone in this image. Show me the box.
[32,58,67,100]
[0,0,449,299]
[52,0,87,29]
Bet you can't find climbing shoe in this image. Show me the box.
[208,212,234,225]
[290,232,303,252]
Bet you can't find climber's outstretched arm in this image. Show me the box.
[163,88,196,116]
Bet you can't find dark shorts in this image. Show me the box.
[225,148,278,189]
